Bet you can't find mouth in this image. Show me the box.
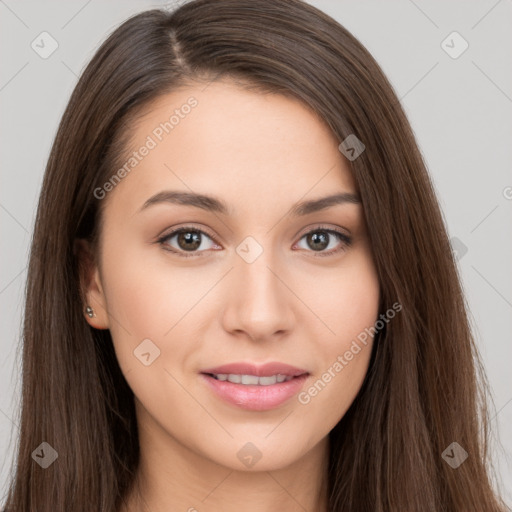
[204,372,299,385]
[199,367,310,411]
[200,361,308,379]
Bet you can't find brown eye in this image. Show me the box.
[158,227,219,257]
[295,227,352,256]
[176,230,202,251]
[306,231,330,251]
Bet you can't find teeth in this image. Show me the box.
[241,374,259,385]
[211,373,294,385]
[258,375,277,385]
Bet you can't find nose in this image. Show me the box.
[221,245,296,343]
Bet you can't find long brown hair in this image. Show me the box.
[3,1,508,510]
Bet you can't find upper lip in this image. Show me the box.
[201,362,309,378]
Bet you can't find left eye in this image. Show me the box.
[158,226,351,257]
[294,228,352,256]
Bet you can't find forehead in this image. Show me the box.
[106,79,357,217]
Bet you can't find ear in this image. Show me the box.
[74,238,110,330]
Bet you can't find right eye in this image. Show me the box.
[157,226,221,258]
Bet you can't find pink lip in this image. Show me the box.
[199,362,310,411]
[200,373,309,411]
[200,362,308,377]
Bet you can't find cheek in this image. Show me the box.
[99,241,202,370]
[299,246,380,347]
[296,248,380,416]
[98,244,210,419]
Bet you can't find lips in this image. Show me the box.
[199,362,310,411]
[200,362,309,378]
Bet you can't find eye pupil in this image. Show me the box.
[178,231,201,251]
[307,231,329,251]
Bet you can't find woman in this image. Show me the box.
[2,0,508,510]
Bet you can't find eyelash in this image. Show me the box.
[156,224,352,259]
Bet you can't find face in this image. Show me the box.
[81,79,380,472]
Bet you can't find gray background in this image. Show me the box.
[1,0,511,506]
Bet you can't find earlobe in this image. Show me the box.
[74,238,110,330]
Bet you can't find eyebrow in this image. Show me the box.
[139,190,361,216]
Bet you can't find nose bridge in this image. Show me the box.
[237,243,280,298]
[222,234,294,339]
[235,235,285,306]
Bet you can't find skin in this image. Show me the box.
[79,79,380,512]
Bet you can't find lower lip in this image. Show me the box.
[200,373,309,411]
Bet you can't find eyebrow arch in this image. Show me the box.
[138,190,361,216]
[289,192,361,216]
[139,190,231,215]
